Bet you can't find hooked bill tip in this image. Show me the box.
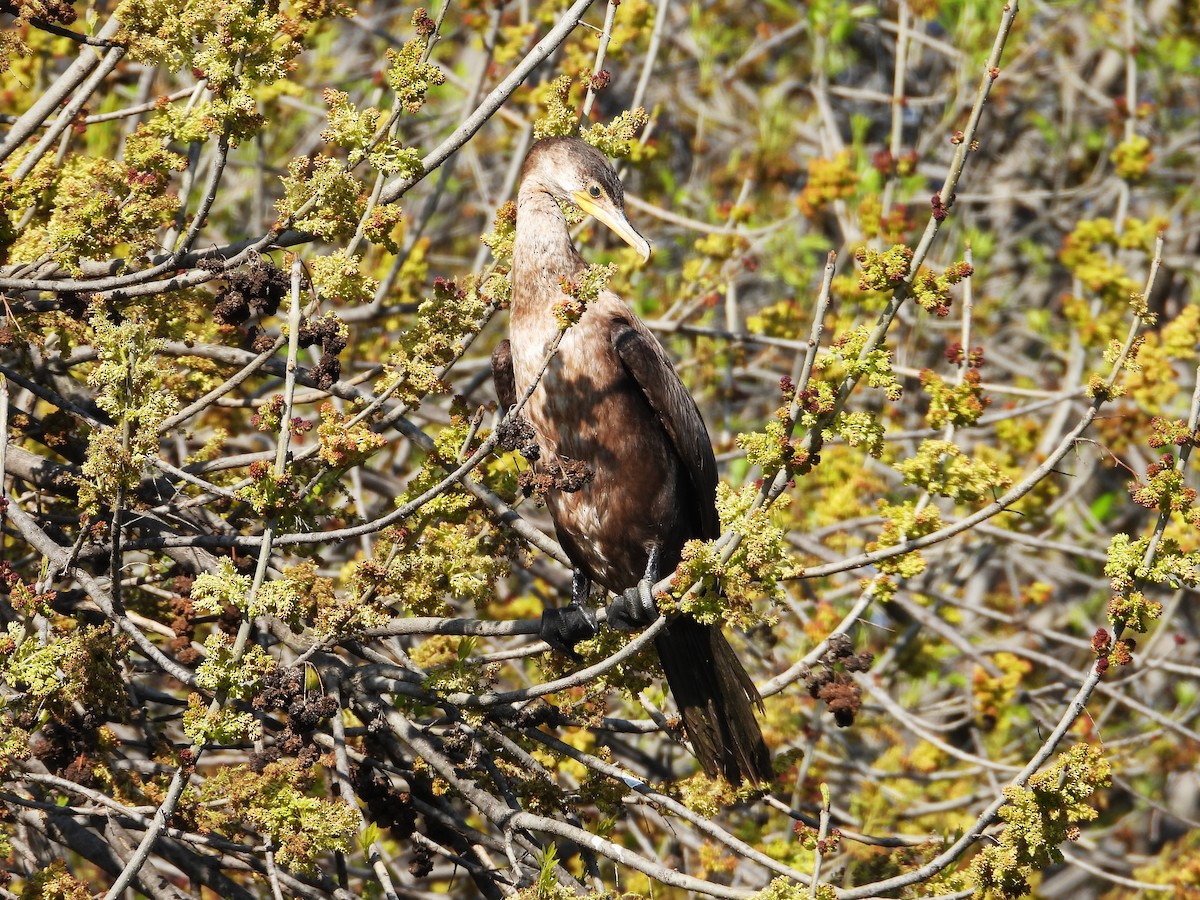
[573,190,652,265]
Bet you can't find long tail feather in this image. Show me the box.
[655,615,772,785]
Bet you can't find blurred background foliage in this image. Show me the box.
[2,0,1200,896]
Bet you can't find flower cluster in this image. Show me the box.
[894,439,1011,502]
[971,744,1111,898]
[799,151,858,218]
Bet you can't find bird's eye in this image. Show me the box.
[588,185,602,198]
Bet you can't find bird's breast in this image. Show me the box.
[508,304,689,590]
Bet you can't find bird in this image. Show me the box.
[491,136,771,785]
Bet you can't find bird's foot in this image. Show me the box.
[540,602,598,661]
[607,578,659,630]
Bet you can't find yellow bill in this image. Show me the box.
[573,191,652,263]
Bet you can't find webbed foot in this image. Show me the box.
[606,545,663,631]
[607,579,659,630]
[539,571,597,660]
[540,603,598,661]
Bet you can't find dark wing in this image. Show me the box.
[491,339,517,411]
[611,318,720,540]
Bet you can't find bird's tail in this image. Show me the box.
[655,615,772,785]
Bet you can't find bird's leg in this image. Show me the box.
[607,545,662,630]
[539,570,597,661]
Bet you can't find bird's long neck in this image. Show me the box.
[511,185,585,317]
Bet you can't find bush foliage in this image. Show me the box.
[2,0,1199,897]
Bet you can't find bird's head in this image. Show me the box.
[522,137,652,263]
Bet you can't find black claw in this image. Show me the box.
[540,603,598,660]
[606,580,659,630]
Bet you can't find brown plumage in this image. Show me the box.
[493,137,771,785]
